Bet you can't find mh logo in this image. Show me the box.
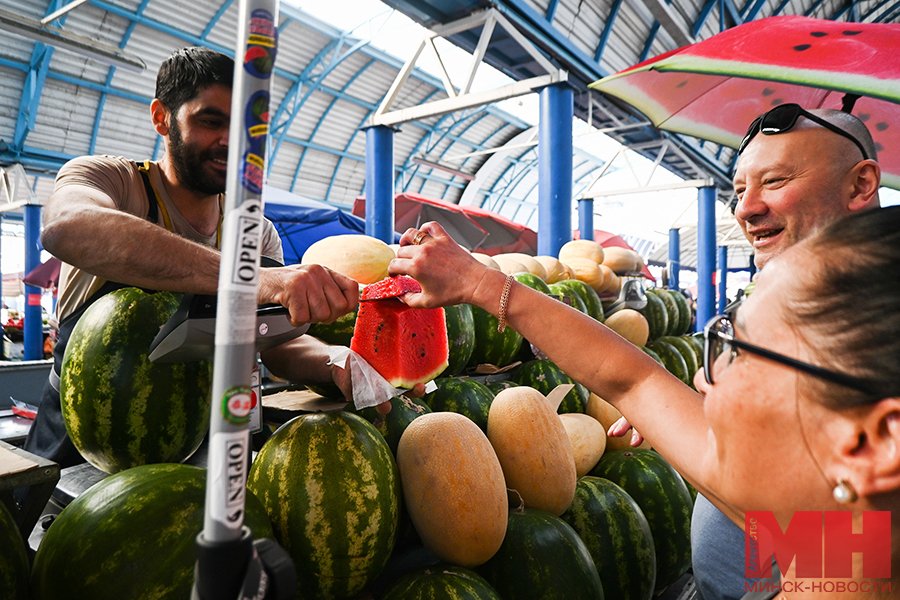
[745,511,891,579]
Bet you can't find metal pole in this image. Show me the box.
[578,198,594,241]
[24,204,42,360]
[538,83,573,257]
[717,245,728,315]
[364,125,395,243]
[696,186,717,330]
[668,228,680,291]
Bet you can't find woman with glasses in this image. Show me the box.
[390,205,900,600]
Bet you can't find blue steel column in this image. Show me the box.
[668,228,680,290]
[718,245,728,314]
[578,199,594,240]
[538,83,573,256]
[364,125,395,243]
[696,186,717,330]
[24,204,43,360]
[748,255,757,279]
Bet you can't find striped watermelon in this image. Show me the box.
[247,411,400,600]
[647,289,681,337]
[665,290,693,336]
[640,345,665,367]
[477,507,605,600]
[382,565,502,600]
[659,336,699,385]
[307,307,358,347]
[647,339,690,385]
[422,377,494,432]
[31,463,273,600]
[637,291,668,341]
[484,378,519,395]
[60,288,212,473]
[547,281,588,314]
[512,272,552,294]
[440,304,476,377]
[0,500,28,600]
[561,476,656,600]
[347,394,432,456]
[554,279,605,322]
[590,450,693,592]
[514,359,589,414]
[468,306,523,369]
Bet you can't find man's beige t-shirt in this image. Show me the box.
[53,155,284,321]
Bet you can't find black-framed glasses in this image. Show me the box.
[703,314,879,395]
[738,103,870,160]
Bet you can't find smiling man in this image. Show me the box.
[732,105,881,269]
[25,47,362,471]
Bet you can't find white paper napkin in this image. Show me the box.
[326,346,437,409]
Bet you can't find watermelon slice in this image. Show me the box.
[361,275,422,301]
[352,278,448,389]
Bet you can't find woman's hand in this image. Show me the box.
[389,222,492,309]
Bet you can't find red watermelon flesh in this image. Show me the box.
[361,275,422,301]
[351,297,449,389]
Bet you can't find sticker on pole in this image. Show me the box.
[242,90,269,194]
[222,386,253,425]
[244,9,277,78]
[208,430,250,530]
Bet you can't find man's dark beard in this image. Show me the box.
[168,119,228,196]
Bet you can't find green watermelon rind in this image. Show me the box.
[647,339,690,385]
[638,292,668,341]
[477,508,605,600]
[562,476,657,600]
[555,279,606,323]
[468,306,523,369]
[346,394,432,456]
[0,501,29,600]
[60,288,212,474]
[382,564,503,600]
[514,359,589,414]
[440,304,476,378]
[589,449,693,593]
[422,377,494,432]
[307,308,358,347]
[547,282,588,314]
[647,289,680,337]
[665,290,693,337]
[658,336,699,385]
[30,463,273,600]
[247,411,400,600]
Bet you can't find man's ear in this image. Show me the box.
[832,397,900,497]
[150,99,170,136]
[847,160,881,211]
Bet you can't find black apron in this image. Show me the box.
[22,167,163,468]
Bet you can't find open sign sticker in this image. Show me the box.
[222,386,253,424]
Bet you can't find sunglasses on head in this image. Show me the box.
[738,103,870,160]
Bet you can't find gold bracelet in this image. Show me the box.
[497,274,514,333]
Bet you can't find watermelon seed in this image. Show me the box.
[810,31,828,37]
[876,122,889,131]
[793,44,811,51]
[843,30,862,36]
[676,80,688,88]
[761,88,775,96]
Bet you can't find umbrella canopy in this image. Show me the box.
[591,16,900,189]
[23,257,61,290]
[352,192,538,256]
[263,187,391,265]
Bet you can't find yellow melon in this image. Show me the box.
[301,234,394,284]
[491,254,529,275]
[501,253,549,282]
[597,265,620,295]
[487,386,576,516]
[601,246,640,274]
[471,252,501,270]
[566,257,607,293]
[534,255,568,284]
[605,308,650,347]
[559,239,604,265]
[559,413,607,477]
[397,412,508,567]
[585,393,651,452]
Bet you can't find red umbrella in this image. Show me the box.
[23,257,61,290]
[352,192,538,255]
[591,16,900,189]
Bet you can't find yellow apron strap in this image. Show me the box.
[139,161,223,246]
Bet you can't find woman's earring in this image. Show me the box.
[833,479,858,504]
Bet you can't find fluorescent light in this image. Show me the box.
[0,7,145,73]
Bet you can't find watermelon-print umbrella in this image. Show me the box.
[590,16,900,189]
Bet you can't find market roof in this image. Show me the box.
[2,0,897,261]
